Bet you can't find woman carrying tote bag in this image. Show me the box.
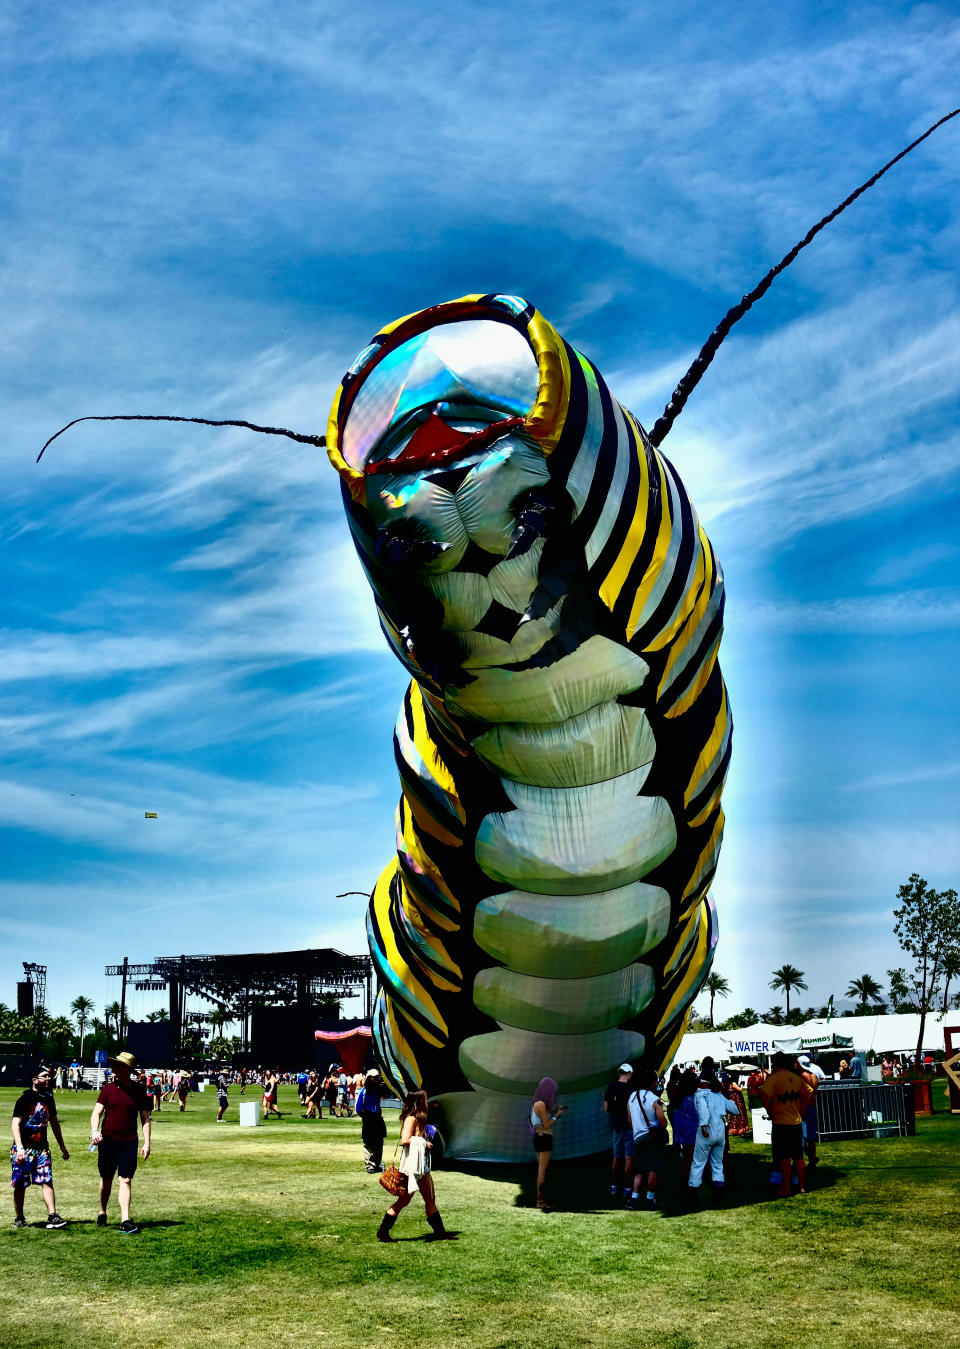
[376,1091,451,1242]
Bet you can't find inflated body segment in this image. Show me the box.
[327,294,731,1161]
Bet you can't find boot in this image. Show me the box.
[426,1210,449,1240]
[376,1212,397,1243]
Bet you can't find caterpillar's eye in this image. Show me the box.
[339,320,538,474]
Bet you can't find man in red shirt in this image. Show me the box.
[90,1051,152,1234]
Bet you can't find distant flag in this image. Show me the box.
[144,812,158,819]
[826,994,834,1024]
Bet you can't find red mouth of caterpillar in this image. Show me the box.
[365,412,525,477]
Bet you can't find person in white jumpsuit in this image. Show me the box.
[688,1079,738,1192]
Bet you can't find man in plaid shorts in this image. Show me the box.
[10,1064,70,1229]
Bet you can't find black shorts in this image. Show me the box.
[634,1140,666,1175]
[532,1133,553,1154]
[771,1123,804,1161]
[97,1136,139,1180]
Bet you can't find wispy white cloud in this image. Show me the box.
[867,542,960,588]
[3,2,959,1022]
[628,286,960,552]
[735,587,960,634]
[0,762,383,866]
[840,761,960,793]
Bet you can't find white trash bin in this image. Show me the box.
[751,1107,772,1145]
[238,1101,261,1128]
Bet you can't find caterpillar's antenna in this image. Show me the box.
[37,414,325,463]
[648,107,960,448]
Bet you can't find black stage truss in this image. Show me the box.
[106,949,373,1054]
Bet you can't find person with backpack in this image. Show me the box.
[355,1070,387,1172]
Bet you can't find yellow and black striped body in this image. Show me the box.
[327,295,731,1160]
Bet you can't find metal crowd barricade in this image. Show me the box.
[814,1081,914,1140]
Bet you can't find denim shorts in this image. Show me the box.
[611,1126,635,1159]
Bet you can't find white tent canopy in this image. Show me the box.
[672,1012,953,1067]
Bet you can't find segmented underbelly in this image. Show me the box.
[368,539,723,1161]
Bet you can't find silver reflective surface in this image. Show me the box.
[341,320,539,471]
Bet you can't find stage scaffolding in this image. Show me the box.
[105,949,373,1054]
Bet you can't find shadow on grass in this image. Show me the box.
[448,1147,842,1216]
[62,1218,184,1229]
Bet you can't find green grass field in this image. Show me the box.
[1,1082,958,1349]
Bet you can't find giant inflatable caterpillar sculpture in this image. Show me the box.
[325,296,729,1160]
[37,110,958,1161]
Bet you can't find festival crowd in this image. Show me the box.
[10,1044,912,1238]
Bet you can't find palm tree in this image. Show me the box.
[846,974,883,1008]
[105,1001,123,1045]
[704,972,731,1029]
[146,1008,169,1022]
[47,1016,75,1053]
[769,965,807,1016]
[70,995,95,1063]
[942,950,960,1015]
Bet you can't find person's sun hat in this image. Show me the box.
[108,1051,138,1071]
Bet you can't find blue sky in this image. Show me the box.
[2,2,959,1030]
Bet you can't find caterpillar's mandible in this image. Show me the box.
[326,295,730,1160]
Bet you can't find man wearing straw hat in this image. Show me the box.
[90,1051,152,1234]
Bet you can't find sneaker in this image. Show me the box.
[608,1184,619,1197]
[118,1219,140,1235]
[96,1214,108,1227]
[13,1216,27,1229]
[644,1198,659,1212]
[626,1195,641,1211]
[45,1213,69,1229]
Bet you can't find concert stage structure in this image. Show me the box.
[105,948,373,1059]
